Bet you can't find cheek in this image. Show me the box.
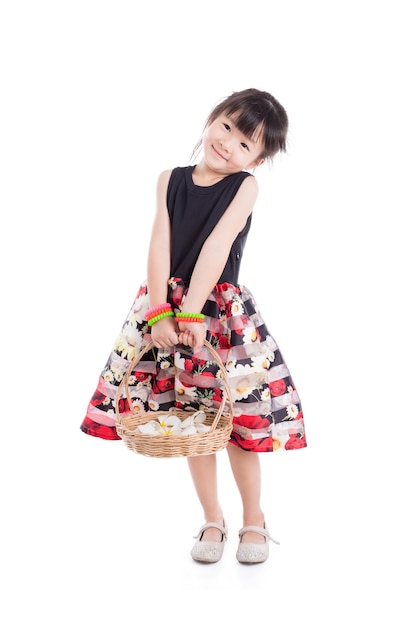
[204,126,217,144]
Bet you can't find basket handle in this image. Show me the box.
[117,339,233,433]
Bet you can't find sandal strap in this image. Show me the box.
[193,522,228,540]
[238,525,280,545]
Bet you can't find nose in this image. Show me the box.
[219,136,232,152]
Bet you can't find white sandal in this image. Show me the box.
[236,524,280,564]
[191,521,228,563]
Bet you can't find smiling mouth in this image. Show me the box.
[212,145,226,160]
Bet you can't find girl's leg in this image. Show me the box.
[187,453,224,541]
[226,443,265,544]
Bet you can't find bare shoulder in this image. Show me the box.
[238,173,259,198]
[243,173,259,190]
[157,168,173,189]
[217,173,259,233]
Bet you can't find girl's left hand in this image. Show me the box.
[150,316,179,348]
[177,321,206,352]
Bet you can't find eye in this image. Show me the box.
[223,123,231,132]
[241,142,249,151]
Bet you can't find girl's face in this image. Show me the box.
[202,114,265,174]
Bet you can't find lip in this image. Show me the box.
[212,145,226,160]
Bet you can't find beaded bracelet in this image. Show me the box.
[147,310,175,326]
[145,302,172,322]
[175,312,205,323]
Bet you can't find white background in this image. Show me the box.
[1,1,417,624]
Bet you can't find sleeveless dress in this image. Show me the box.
[80,166,307,452]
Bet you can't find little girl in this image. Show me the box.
[81,88,307,564]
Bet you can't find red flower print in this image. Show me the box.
[269,379,286,396]
[231,434,272,453]
[80,417,121,440]
[212,388,223,403]
[191,356,206,367]
[215,283,239,294]
[285,433,307,450]
[117,397,130,414]
[235,414,271,431]
[152,376,175,394]
[133,371,150,383]
[217,335,231,349]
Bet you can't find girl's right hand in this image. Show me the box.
[177,321,206,352]
[150,317,179,348]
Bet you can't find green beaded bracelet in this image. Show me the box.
[175,312,205,320]
[147,310,174,326]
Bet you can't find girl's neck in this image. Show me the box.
[192,162,231,187]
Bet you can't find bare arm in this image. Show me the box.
[179,175,259,350]
[146,169,179,347]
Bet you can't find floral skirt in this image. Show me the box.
[80,279,307,452]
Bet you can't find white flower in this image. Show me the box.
[242,327,259,344]
[115,324,142,360]
[261,388,271,401]
[110,360,128,381]
[231,299,244,315]
[174,352,187,370]
[137,421,160,435]
[227,363,256,401]
[180,411,210,434]
[131,399,144,413]
[137,414,183,435]
[128,298,148,325]
[136,410,211,436]
[286,404,299,419]
[175,380,197,399]
[102,369,114,383]
[251,355,271,372]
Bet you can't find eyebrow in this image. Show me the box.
[225,115,260,146]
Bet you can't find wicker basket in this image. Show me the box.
[115,340,234,458]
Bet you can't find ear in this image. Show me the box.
[248,157,265,169]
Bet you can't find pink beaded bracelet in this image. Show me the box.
[145,302,172,322]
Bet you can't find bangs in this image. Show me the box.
[226,106,265,143]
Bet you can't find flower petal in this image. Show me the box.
[192,410,206,424]
[170,425,184,435]
[180,416,193,429]
[181,425,197,435]
[137,421,159,435]
[196,424,211,433]
[160,415,181,427]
